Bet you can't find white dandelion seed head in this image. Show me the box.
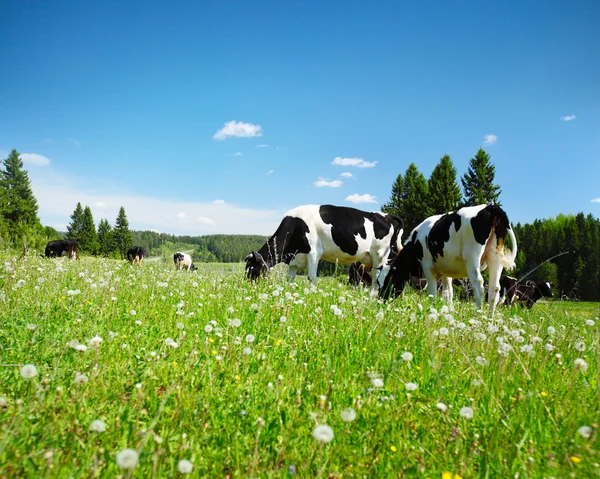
[340,407,357,422]
[436,402,448,412]
[575,341,586,352]
[578,425,593,439]
[230,318,242,327]
[129,310,136,316]
[74,373,89,384]
[439,327,449,336]
[116,448,139,470]
[88,335,103,348]
[204,324,213,333]
[371,378,384,389]
[547,326,556,335]
[177,459,194,474]
[312,424,334,443]
[401,352,413,362]
[245,334,255,343]
[75,344,88,352]
[90,419,107,433]
[0,397,7,407]
[585,319,595,326]
[405,382,418,391]
[242,347,252,355]
[544,343,555,351]
[574,358,588,372]
[475,356,488,366]
[135,320,142,326]
[26,323,38,330]
[20,364,38,379]
[459,406,474,419]
[280,316,287,323]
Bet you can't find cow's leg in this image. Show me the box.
[486,261,503,310]
[306,252,319,284]
[467,264,485,309]
[423,269,438,298]
[441,276,453,303]
[287,265,298,281]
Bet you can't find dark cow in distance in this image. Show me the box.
[499,276,553,308]
[245,205,404,291]
[379,204,517,310]
[174,252,196,271]
[127,246,147,264]
[45,240,79,260]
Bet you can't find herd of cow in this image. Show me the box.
[43,203,553,310]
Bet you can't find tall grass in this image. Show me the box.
[0,252,598,477]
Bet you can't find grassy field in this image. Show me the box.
[1,252,599,478]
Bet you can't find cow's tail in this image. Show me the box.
[388,214,404,253]
[501,226,518,270]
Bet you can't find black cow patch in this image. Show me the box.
[259,216,311,265]
[426,213,461,261]
[45,240,79,259]
[127,246,147,262]
[470,204,510,246]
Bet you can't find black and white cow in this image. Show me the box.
[245,205,404,291]
[127,246,147,264]
[174,252,196,271]
[45,240,79,260]
[379,204,517,309]
[499,276,553,308]
[348,261,374,287]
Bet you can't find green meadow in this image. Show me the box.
[1,253,599,478]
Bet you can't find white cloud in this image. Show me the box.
[483,134,498,145]
[345,193,378,204]
[20,153,51,166]
[591,198,600,203]
[68,138,82,146]
[331,157,377,168]
[560,114,576,121]
[313,177,343,188]
[340,172,354,179]
[212,199,225,204]
[267,169,274,175]
[233,152,243,156]
[42,139,54,144]
[256,144,269,148]
[95,201,107,209]
[198,216,215,224]
[176,212,187,220]
[213,121,263,140]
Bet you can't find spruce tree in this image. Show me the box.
[97,218,115,257]
[382,173,405,218]
[66,202,84,244]
[80,206,99,255]
[428,155,462,214]
[461,148,502,206]
[0,149,42,239]
[113,206,132,259]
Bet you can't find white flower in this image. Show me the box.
[204,324,213,333]
[375,311,384,321]
[75,344,88,352]
[178,459,194,474]
[459,406,474,419]
[26,323,38,330]
[439,327,449,336]
[280,316,287,323]
[88,335,103,348]
[229,318,241,327]
[90,419,107,433]
[371,378,384,389]
[242,347,252,355]
[475,356,488,366]
[312,424,334,443]
[520,344,534,354]
[405,382,418,391]
[74,373,89,384]
[0,397,7,407]
[574,358,588,372]
[578,426,593,439]
[575,341,586,352]
[544,343,555,351]
[245,334,255,343]
[116,448,139,469]
[401,352,413,362]
[20,364,38,379]
[135,320,142,326]
[474,332,487,341]
[547,326,556,335]
[585,319,595,326]
[340,407,356,422]
[67,289,81,296]
[165,338,179,348]
[436,402,448,412]
[129,310,137,316]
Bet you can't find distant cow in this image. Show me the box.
[500,276,553,308]
[245,205,404,291]
[379,204,517,309]
[45,240,79,260]
[174,252,196,271]
[127,246,147,264]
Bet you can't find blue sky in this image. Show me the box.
[1,1,598,235]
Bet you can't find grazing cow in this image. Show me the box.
[245,205,404,291]
[500,276,553,308]
[174,252,196,271]
[127,246,147,264]
[379,204,517,309]
[45,240,79,260]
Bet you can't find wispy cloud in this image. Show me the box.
[332,157,377,168]
[213,121,263,140]
[256,144,269,148]
[198,216,215,224]
[591,198,600,203]
[483,134,498,145]
[340,172,354,179]
[68,138,82,146]
[42,139,54,144]
[212,199,226,204]
[267,169,274,175]
[233,152,243,156]
[345,193,378,204]
[176,212,187,220]
[21,153,51,166]
[560,115,576,121]
[95,201,107,209]
[313,177,343,188]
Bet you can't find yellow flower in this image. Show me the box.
[571,456,582,464]
[390,445,397,452]
[442,472,453,479]
[234,375,240,381]
[363,347,367,352]
[511,397,517,402]
[416,365,422,370]
[211,350,217,355]
[540,391,548,397]
[172,361,177,367]
[122,334,127,339]
[208,338,214,343]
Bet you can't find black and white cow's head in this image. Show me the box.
[245,251,269,280]
[378,240,424,299]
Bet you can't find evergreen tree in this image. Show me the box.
[80,206,99,254]
[66,202,84,244]
[97,218,115,257]
[428,155,462,214]
[382,172,405,218]
[0,149,42,240]
[113,206,132,259]
[461,148,502,206]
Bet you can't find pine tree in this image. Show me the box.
[80,206,99,255]
[382,173,405,218]
[461,148,502,206]
[66,202,84,244]
[428,155,462,214]
[113,206,132,259]
[0,149,42,240]
[97,218,115,257]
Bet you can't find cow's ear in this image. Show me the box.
[254,251,264,263]
[245,252,254,261]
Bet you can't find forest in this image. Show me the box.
[1,148,599,300]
